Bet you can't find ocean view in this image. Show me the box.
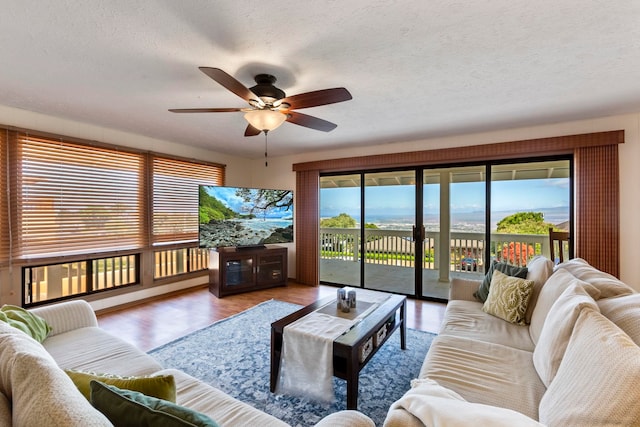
[321,206,569,232]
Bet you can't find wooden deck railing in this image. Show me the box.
[320,228,552,272]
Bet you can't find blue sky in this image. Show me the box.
[203,186,292,217]
[320,178,570,219]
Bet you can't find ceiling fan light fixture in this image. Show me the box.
[244,109,286,132]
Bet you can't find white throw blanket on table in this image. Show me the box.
[277,289,389,402]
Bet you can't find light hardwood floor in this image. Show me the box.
[97,282,446,352]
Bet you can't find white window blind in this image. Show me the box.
[152,156,224,245]
[14,135,144,258]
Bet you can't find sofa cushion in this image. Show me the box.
[386,378,544,427]
[474,261,528,302]
[419,335,545,420]
[539,308,640,426]
[482,270,533,325]
[12,352,112,426]
[0,393,10,427]
[554,258,634,297]
[597,293,640,346]
[66,369,176,402]
[157,368,290,427]
[532,283,599,387]
[0,304,52,342]
[438,300,535,351]
[1,321,110,425]
[90,380,219,426]
[523,256,554,324]
[42,326,162,376]
[529,268,600,345]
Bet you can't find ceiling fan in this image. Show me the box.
[169,67,352,136]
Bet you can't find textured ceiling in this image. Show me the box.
[1,1,640,158]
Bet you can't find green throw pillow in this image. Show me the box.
[90,381,219,427]
[474,261,528,302]
[66,370,176,402]
[482,270,534,325]
[0,305,52,342]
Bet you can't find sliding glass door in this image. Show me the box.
[319,157,571,300]
[422,166,486,299]
[490,159,571,266]
[363,170,416,294]
[319,174,361,287]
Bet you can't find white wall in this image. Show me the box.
[250,113,640,290]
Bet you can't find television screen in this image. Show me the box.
[199,185,294,248]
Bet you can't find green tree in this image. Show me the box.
[496,211,556,234]
[320,213,357,228]
[235,188,293,218]
[198,187,237,223]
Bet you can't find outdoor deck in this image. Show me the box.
[320,228,562,300]
[321,258,483,300]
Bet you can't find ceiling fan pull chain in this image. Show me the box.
[264,131,268,167]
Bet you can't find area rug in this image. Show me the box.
[149,299,436,427]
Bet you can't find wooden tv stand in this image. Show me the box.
[208,246,288,297]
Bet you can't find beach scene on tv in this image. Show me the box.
[199,186,294,248]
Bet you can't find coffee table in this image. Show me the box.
[270,292,406,409]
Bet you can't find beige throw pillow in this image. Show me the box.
[524,256,554,324]
[482,270,534,325]
[532,283,599,387]
[539,308,640,426]
[597,293,640,346]
[528,269,600,345]
[554,258,634,297]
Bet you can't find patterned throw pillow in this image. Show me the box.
[482,270,534,325]
[474,261,529,302]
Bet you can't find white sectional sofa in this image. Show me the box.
[0,299,374,427]
[384,257,640,427]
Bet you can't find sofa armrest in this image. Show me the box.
[314,410,375,427]
[449,278,481,301]
[29,300,98,337]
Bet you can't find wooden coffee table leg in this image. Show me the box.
[400,299,406,350]
[270,328,281,392]
[346,351,359,410]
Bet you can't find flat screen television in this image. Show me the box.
[198,185,293,249]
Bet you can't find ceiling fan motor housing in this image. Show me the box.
[250,74,286,103]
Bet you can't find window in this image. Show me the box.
[13,135,143,258]
[0,126,226,306]
[152,156,224,245]
[151,156,224,279]
[23,254,139,305]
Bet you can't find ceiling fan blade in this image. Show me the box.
[199,67,264,107]
[244,124,261,137]
[286,111,338,132]
[168,108,243,113]
[278,88,352,110]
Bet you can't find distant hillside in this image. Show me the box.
[199,187,237,223]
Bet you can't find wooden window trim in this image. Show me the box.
[293,131,623,172]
